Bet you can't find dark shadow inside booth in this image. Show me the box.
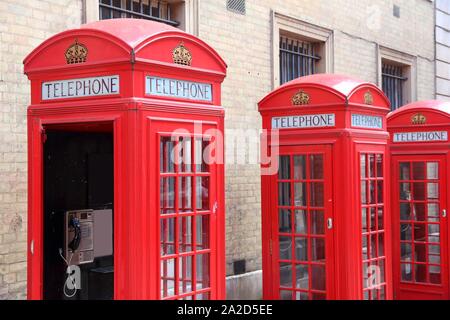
[43,122,114,300]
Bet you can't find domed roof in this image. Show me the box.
[387,100,450,119]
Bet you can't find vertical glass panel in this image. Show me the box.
[196,292,210,300]
[362,263,369,288]
[362,235,369,260]
[400,203,411,221]
[427,162,439,180]
[361,181,367,204]
[160,218,175,255]
[413,203,426,222]
[310,182,324,207]
[293,155,306,180]
[429,266,441,284]
[376,154,383,178]
[414,224,426,242]
[399,162,410,180]
[312,293,326,300]
[427,183,439,200]
[401,243,412,261]
[370,207,377,231]
[179,137,192,172]
[311,265,326,291]
[296,291,309,300]
[178,177,193,212]
[412,183,425,200]
[414,264,427,283]
[279,156,291,179]
[400,223,412,240]
[368,154,376,178]
[279,236,292,260]
[400,183,411,200]
[160,177,175,214]
[196,253,210,289]
[195,138,210,173]
[279,263,292,288]
[401,263,412,281]
[278,209,292,233]
[196,215,209,250]
[311,238,325,262]
[378,207,384,230]
[178,216,192,253]
[161,259,175,298]
[311,210,325,235]
[278,183,291,206]
[295,264,309,289]
[294,210,307,234]
[362,208,368,233]
[414,243,427,262]
[294,183,306,207]
[379,286,386,300]
[196,176,209,210]
[309,154,323,179]
[412,162,426,180]
[369,181,376,204]
[378,233,385,256]
[370,233,377,258]
[379,259,386,283]
[427,203,440,222]
[428,224,440,243]
[280,290,293,300]
[360,154,367,178]
[295,237,308,261]
[179,255,193,293]
[377,180,383,204]
[363,290,369,300]
[160,136,175,173]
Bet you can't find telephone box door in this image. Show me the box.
[392,155,449,299]
[272,145,334,300]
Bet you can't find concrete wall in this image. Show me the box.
[436,0,450,100]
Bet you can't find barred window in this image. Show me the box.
[279,35,321,85]
[99,0,179,27]
[382,62,408,110]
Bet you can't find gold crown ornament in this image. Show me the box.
[65,39,88,64]
[411,113,426,125]
[364,90,374,105]
[292,90,310,105]
[172,43,192,66]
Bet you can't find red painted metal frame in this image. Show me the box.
[258,74,393,300]
[387,100,450,300]
[24,19,227,300]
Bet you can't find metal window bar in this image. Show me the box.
[279,36,321,85]
[99,0,179,26]
[382,63,407,110]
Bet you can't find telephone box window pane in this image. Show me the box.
[179,255,193,294]
[368,154,376,178]
[310,210,325,235]
[377,181,383,204]
[369,181,376,204]
[294,183,306,207]
[293,155,306,180]
[401,264,412,281]
[196,215,210,250]
[429,266,441,284]
[196,177,209,210]
[414,224,426,242]
[309,183,324,207]
[414,264,427,283]
[414,244,426,262]
[295,264,309,289]
[400,203,411,221]
[427,203,439,222]
[161,259,175,298]
[401,243,412,261]
[427,183,439,199]
[311,238,325,262]
[309,154,323,179]
[412,183,425,200]
[178,177,193,213]
[399,162,410,180]
[160,137,175,173]
[376,154,383,177]
[279,209,292,233]
[378,207,384,229]
[400,183,411,200]
[312,293,326,300]
[178,216,193,253]
[294,210,307,234]
[379,259,386,283]
[160,177,175,214]
[279,156,291,179]
[161,218,175,255]
[378,233,385,256]
[279,236,292,260]
[370,207,376,231]
[196,253,210,290]
[196,292,210,300]
[278,183,291,206]
[401,224,412,241]
[413,203,426,221]
[311,265,326,291]
[412,162,425,180]
[280,290,293,300]
[179,137,192,172]
[362,208,368,233]
[360,154,366,178]
[279,263,292,288]
[427,162,439,179]
[195,139,210,173]
[361,181,367,204]
[428,224,440,242]
[362,236,368,260]
[295,237,308,261]
[295,291,309,300]
[370,233,377,258]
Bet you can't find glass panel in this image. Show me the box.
[311,265,326,291]
[412,183,425,200]
[310,182,324,207]
[160,177,175,214]
[295,291,309,300]
[400,183,411,200]
[378,233,385,256]
[415,244,427,262]
[379,259,386,283]
[196,253,210,289]
[370,207,376,231]
[401,263,412,281]
[196,215,210,250]
[161,258,175,298]
[362,235,369,260]
[413,203,426,222]
[427,162,439,180]
[377,181,383,204]
[179,255,193,293]
[280,290,293,300]
[378,207,384,230]
[369,181,376,204]
[161,218,175,255]
[370,233,377,258]
[376,154,383,178]
[311,210,325,235]
[361,181,367,204]
[279,156,291,180]
[295,264,309,289]
[399,162,410,180]
[428,203,440,222]
[427,183,439,200]
[414,264,427,283]
[178,216,193,253]
[362,208,368,233]
[362,263,369,288]
[428,224,440,243]
[294,183,306,207]
[278,209,292,233]
[195,138,210,173]
[429,266,441,284]
[293,155,306,180]
[196,292,210,300]
[414,224,426,242]
[294,210,307,234]
[368,154,376,177]
[400,203,411,221]
[311,238,325,262]
[401,223,412,240]
[295,237,308,262]
[312,293,326,300]
[279,236,292,260]
[196,176,209,210]
[279,263,292,287]
[360,154,366,178]
[278,183,291,206]
[401,243,412,261]
[160,136,175,173]
[412,162,426,180]
[178,177,193,212]
[179,137,192,172]
[309,154,323,179]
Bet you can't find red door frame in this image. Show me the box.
[391,154,449,299]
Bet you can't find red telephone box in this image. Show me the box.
[387,100,450,300]
[258,74,393,300]
[24,18,227,300]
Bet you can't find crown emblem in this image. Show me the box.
[411,113,426,125]
[364,91,373,105]
[65,39,88,64]
[172,43,192,66]
[292,90,310,105]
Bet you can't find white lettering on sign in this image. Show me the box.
[351,114,383,129]
[272,114,335,129]
[42,75,120,100]
[145,76,212,102]
[393,131,448,143]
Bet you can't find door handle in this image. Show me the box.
[443,209,447,218]
[327,218,333,230]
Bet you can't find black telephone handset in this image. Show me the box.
[68,217,81,252]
